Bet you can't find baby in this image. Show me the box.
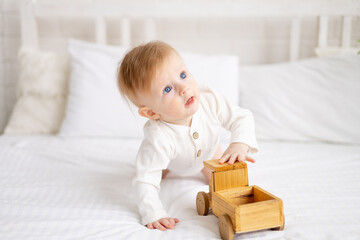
[117,41,258,231]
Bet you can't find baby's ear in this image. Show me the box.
[138,106,160,120]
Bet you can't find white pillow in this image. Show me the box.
[4,47,70,134]
[59,40,240,138]
[238,54,360,144]
[59,40,138,137]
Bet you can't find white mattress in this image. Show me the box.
[1,135,360,239]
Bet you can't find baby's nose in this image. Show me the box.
[179,84,189,96]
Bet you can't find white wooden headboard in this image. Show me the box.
[20,0,359,62]
[0,0,357,133]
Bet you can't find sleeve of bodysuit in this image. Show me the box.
[132,121,174,225]
[205,87,259,153]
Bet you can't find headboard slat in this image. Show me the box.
[95,16,107,45]
[120,18,131,48]
[21,0,39,48]
[290,17,302,61]
[144,18,157,43]
[318,16,329,48]
[341,16,352,48]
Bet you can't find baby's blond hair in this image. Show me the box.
[117,41,177,106]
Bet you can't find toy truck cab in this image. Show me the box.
[196,160,284,240]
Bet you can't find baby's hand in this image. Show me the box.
[146,217,180,231]
[219,142,255,165]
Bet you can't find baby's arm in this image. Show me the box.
[134,124,179,230]
[206,88,259,163]
[135,177,180,230]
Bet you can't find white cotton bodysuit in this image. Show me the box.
[133,86,259,225]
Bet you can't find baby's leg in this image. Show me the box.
[201,144,223,182]
[201,167,212,183]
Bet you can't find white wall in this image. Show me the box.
[0,0,359,133]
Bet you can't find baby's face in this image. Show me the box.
[140,51,200,126]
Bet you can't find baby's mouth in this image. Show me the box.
[185,96,194,107]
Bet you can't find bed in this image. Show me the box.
[1,1,360,239]
[1,136,360,239]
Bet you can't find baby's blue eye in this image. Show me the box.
[164,86,172,94]
[180,72,186,79]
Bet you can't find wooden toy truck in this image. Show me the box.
[196,160,284,240]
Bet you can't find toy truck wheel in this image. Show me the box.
[219,214,234,240]
[196,191,209,216]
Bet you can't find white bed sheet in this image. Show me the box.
[1,136,360,239]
